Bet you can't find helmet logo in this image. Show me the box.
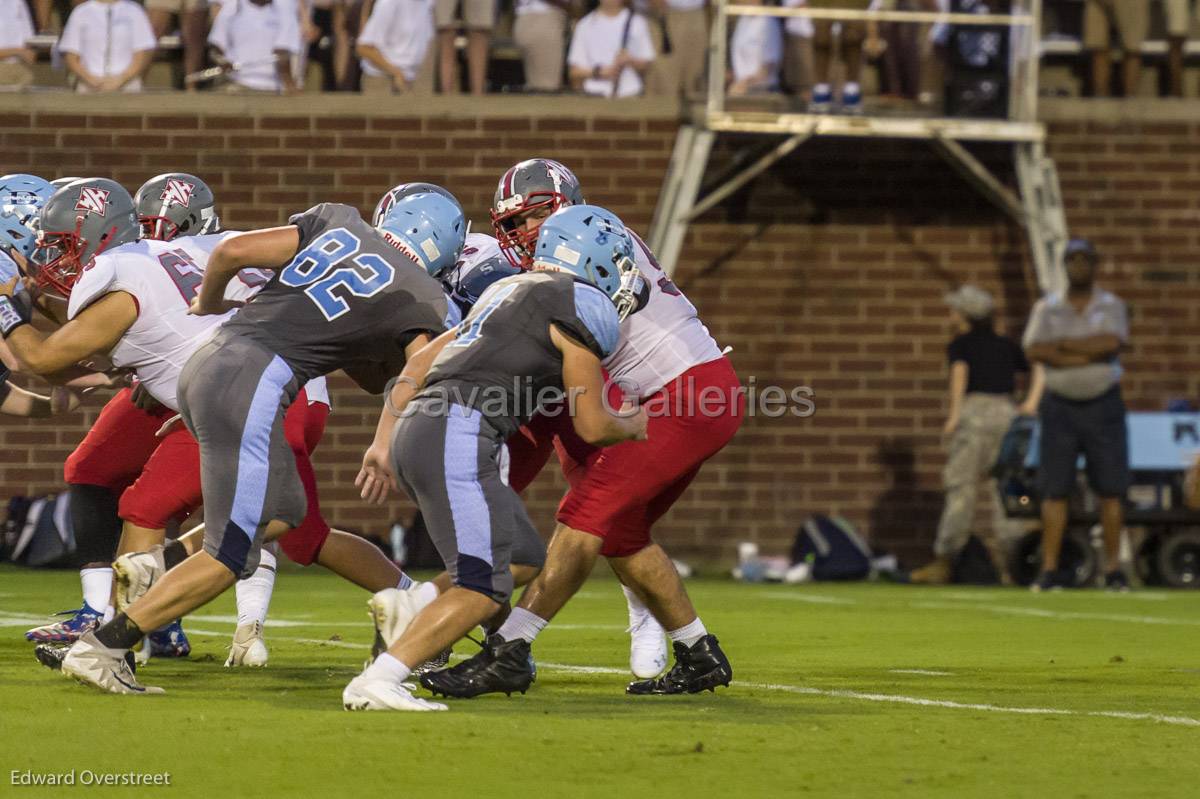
[74,186,111,217]
[1,191,40,224]
[543,160,574,194]
[159,178,195,208]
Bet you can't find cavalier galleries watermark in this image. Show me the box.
[10,770,171,787]
[395,376,816,419]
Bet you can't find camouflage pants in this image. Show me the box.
[934,394,1026,557]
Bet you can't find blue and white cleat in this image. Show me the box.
[146,621,191,658]
[24,602,104,643]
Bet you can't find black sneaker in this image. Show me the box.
[626,634,732,695]
[1030,570,1065,593]
[1104,570,1130,593]
[420,634,535,698]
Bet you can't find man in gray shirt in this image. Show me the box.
[1023,238,1130,592]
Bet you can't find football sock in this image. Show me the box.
[94,612,145,651]
[622,584,649,618]
[80,567,113,613]
[667,617,707,649]
[496,607,547,644]
[163,539,188,571]
[396,573,414,590]
[235,548,277,628]
[415,581,439,609]
[67,484,122,564]
[364,652,411,684]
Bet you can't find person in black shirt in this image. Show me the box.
[910,285,1043,584]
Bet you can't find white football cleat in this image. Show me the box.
[627,599,668,679]
[343,673,447,711]
[225,621,269,667]
[368,586,430,651]
[60,632,164,695]
[113,547,167,613]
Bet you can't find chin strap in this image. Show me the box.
[611,254,643,322]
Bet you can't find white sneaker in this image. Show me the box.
[61,632,164,695]
[225,621,269,667]
[627,598,668,679]
[368,586,429,651]
[113,547,167,614]
[342,673,447,711]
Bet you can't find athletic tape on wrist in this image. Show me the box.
[0,295,30,337]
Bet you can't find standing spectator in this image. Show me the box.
[1023,239,1131,592]
[208,0,303,94]
[809,0,871,112]
[144,0,207,89]
[728,0,783,95]
[644,0,706,101]
[871,0,939,101]
[433,0,492,94]
[782,0,815,100]
[0,0,36,88]
[58,0,157,92]
[513,0,569,92]
[910,286,1042,585]
[567,0,656,98]
[1166,0,1196,98]
[1083,0,1148,97]
[355,0,434,94]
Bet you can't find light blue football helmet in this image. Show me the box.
[0,174,54,259]
[375,192,466,277]
[532,204,642,320]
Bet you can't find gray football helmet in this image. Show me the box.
[50,177,82,190]
[372,182,463,228]
[30,178,139,297]
[491,158,585,268]
[135,172,220,241]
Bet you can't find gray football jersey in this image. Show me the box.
[424,271,620,437]
[222,203,452,383]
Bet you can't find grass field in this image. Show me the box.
[1,564,1198,798]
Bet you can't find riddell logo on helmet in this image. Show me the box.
[160,179,195,208]
[74,187,110,217]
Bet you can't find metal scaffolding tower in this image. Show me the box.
[647,0,1066,294]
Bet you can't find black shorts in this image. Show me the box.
[1037,386,1130,500]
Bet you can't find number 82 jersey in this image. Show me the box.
[221,203,452,384]
[67,233,266,411]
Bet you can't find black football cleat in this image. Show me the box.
[35,643,137,675]
[626,635,732,695]
[420,634,535,698]
[34,642,70,671]
[411,648,452,678]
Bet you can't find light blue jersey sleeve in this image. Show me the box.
[443,293,463,329]
[573,283,620,357]
[0,250,18,284]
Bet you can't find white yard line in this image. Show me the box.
[534,661,1200,728]
[942,590,1172,603]
[889,669,953,676]
[913,601,1200,627]
[763,592,859,605]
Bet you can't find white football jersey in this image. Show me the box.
[67,233,273,410]
[604,230,723,398]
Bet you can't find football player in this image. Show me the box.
[432,158,742,696]
[42,191,462,695]
[21,173,436,667]
[0,174,84,418]
[24,173,227,653]
[344,205,646,711]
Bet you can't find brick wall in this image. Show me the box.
[2,96,1198,566]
